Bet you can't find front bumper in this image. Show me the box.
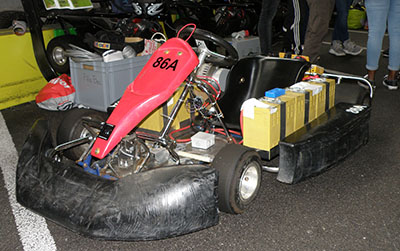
[16,119,219,241]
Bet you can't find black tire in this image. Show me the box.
[46,35,85,74]
[56,108,107,160]
[212,144,262,214]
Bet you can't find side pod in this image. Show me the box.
[277,103,371,184]
[16,119,219,241]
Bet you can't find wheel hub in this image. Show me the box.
[239,162,259,201]
[52,46,67,66]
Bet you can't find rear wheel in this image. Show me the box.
[56,108,107,160]
[212,144,262,214]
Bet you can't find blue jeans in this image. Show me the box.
[332,0,353,42]
[365,0,400,71]
[258,0,281,54]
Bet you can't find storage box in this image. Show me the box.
[225,36,261,59]
[70,55,151,112]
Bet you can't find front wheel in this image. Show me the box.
[212,144,262,214]
[56,108,107,160]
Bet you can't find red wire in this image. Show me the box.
[169,124,193,143]
[303,75,320,81]
[212,128,243,145]
[197,75,222,98]
[177,23,196,42]
[200,79,218,99]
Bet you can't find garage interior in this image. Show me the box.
[1,1,399,250]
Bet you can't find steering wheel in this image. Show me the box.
[178,27,239,68]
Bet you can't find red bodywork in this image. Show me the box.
[91,37,199,159]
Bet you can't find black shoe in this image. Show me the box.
[382,75,398,90]
[382,48,389,58]
[358,74,375,90]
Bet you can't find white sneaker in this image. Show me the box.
[329,40,346,56]
[343,39,363,55]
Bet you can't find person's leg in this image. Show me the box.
[283,0,302,54]
[302,0,335,63]
[258,0,281,55]
[330,0,347,56]
[382,0,400,89]
[387,0,400,75]
[365,0,389,81]
[299,0,309,45]
[332,0,350,42]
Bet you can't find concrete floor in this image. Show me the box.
[1,29,399,251]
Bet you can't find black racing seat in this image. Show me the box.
[218,56,311,130]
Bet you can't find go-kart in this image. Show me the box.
[16,25,373,241]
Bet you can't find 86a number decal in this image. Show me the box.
[152,57,178,71]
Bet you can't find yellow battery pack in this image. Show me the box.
[167,86,191,130]
[307,78,336,111]
[288,82,321,123]
[242,99,281,152]
[137,104,165,132]
[284,91,306,131]
[278,94,296,136]
[301,82,325,122]
[326,78,336,109]
[309,82,326,118]
[138,85,190,132]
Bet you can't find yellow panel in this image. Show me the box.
[0,29,54,110]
